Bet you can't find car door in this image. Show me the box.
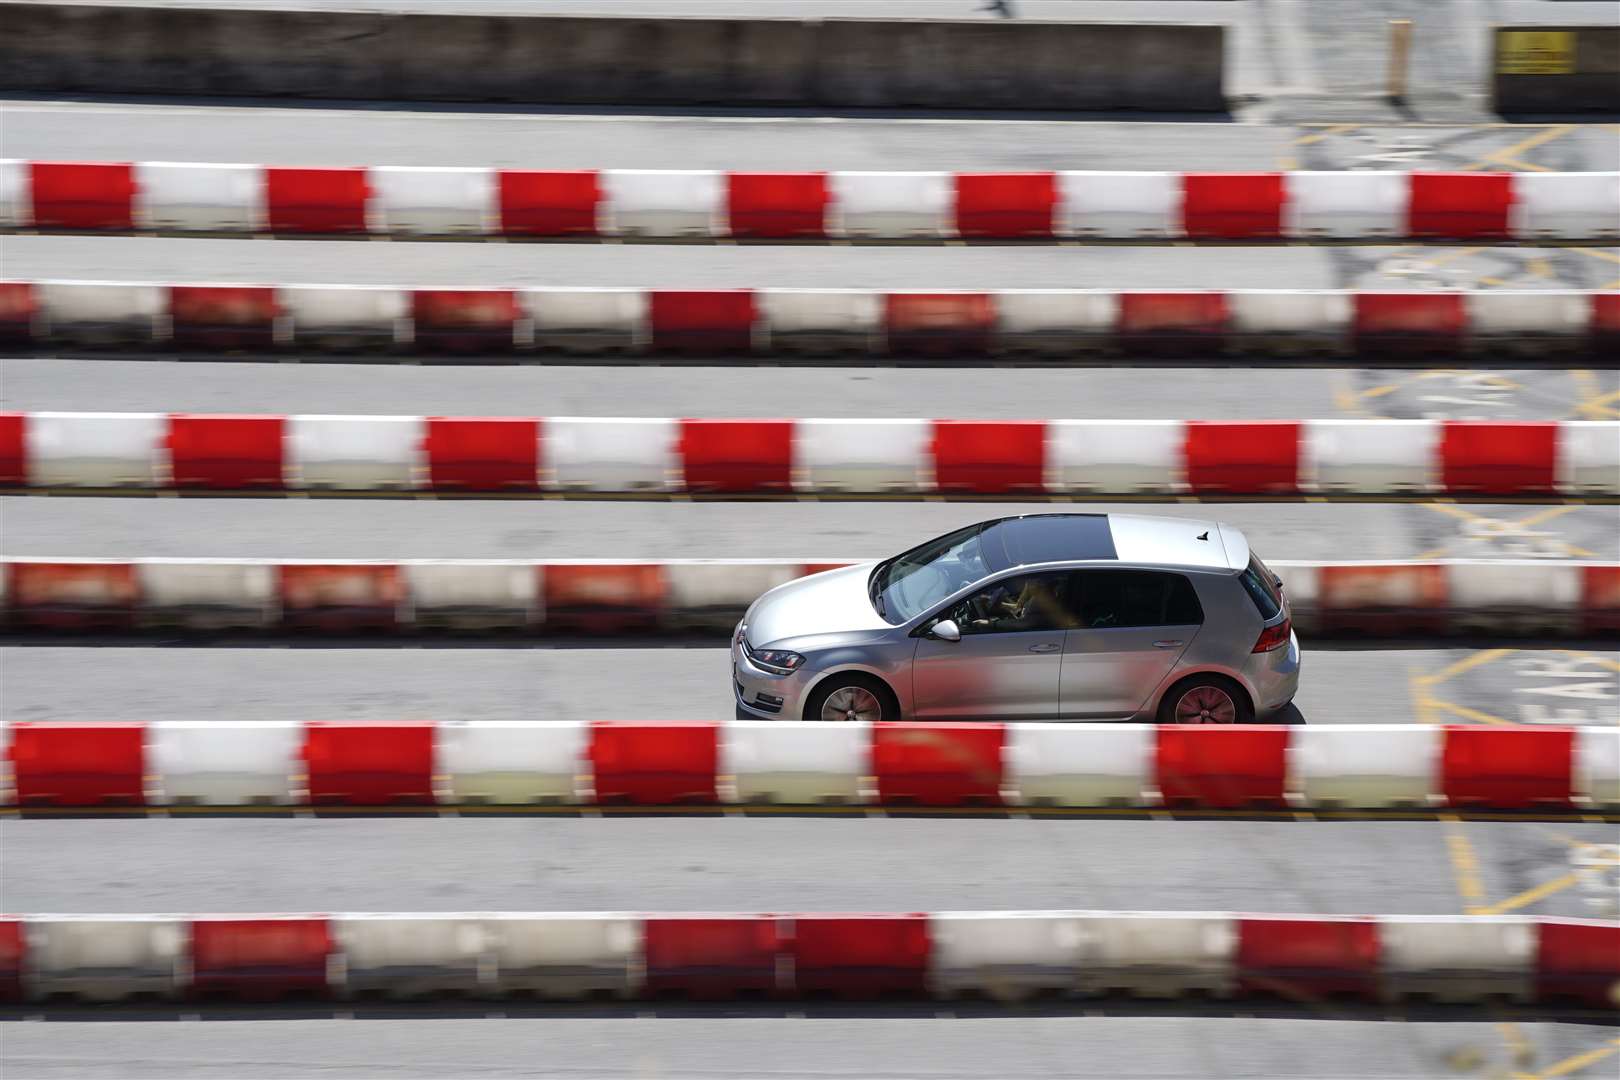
[911,572,1073,720]
[1058,569,1204,719]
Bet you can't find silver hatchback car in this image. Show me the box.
[733,513,1299,725]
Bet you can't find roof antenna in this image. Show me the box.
[1196,531,1209,541]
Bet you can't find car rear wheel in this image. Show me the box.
[802,674,898,723]
[1157,675,1253,725]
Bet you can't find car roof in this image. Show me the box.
[996,513,1245,573]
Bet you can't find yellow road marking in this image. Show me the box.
[1459,125,1574,172]
[1572,385,1620,421]
[1478,275,1512,287]
[1414,545,1451,559]
[1576,248,1620,265]
[1513,505,1580,530]
[1525,257,1553,279]
[1418,246,1485,268]
[1428,698,1515,726]
[1496,1020,1535,1072]
[1521,1038,1620,1080]
[1361,384,1400,398]
[1277,155,1300,171]
[1599,277,1620,291]
[1473,871,1579,915]
[1423,501,1488,524]
[1564,544,1600,559]
[1552,650,1620,674]
[1294,123,1362,146]
[1440,814,1490,913]
[1416,648,1517,687]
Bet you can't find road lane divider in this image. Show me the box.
[0,910,1612,1005]
[2,282,1617,358]
[2,720,1616,813]
[3,162,1617,242]
[2,414,1615,498]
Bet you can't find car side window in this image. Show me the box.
[943,573,1075,635]
[1068,570,1205,629]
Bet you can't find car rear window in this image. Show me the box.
[1070,570,1204,629]
[1238,556,1282,620]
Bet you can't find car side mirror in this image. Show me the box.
[929,619,962,642]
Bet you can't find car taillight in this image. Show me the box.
[1252,617,1291,653]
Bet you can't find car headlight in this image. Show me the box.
[749,648,805,675]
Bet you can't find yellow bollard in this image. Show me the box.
[1388,19,1413,102]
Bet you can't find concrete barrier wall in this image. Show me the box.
[0,3,1226,111]
[1492,25,1620,114]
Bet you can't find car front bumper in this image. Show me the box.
[732,623,814,721]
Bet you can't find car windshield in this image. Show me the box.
[870,521,1008,624]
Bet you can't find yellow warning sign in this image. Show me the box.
[1498,30,1576,75]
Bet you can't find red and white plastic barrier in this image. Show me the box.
[5,161,1617,241]
[4,281,1617,356]
[2,558,1615,637]
[0,910,1612,1004]
[2,720,1617,811]
[2,413,1615,497]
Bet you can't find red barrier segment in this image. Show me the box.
[302,722,435,806]
[1181,174,1285,239]
[1535,921,1620,1008]
[424,416,541,491]
[727,173,830,239]
[6,561,140,629]
[1592,293,1620,348]
[678,419,793,493]
[930,420,1046,494]
[264,167,370,233]
[1440,725,1575,810]
[589,721,720,805]
[644,916,785,997]
[540,564,668,633]
[1353,293,1467,351]
[0,920,23,1002]
[0,281,38,341]
[1237,918,1380,999]
[277,564,404,631]
[884,293,996,355]
[1438,421,1558,495]
[1155,725,1291,809]
[410,290,521,351]
[953,173,1057,239]
[0,412,25,485]
[8,722,147,807]
[189,919,334,1000]
[1116,292,1229,351]
[1184,421,1302,495]
[871,723,1005,806]
[648,290,757,353]
[791,915,930,996]
[167,414,286,489]
[1314,564,1451,637]
[168,286,279,349]
[1583,566,1620,636]
[496,170,602,236]
[1407,173,1515,239]
[28,162,137,230]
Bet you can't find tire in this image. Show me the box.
[1156,674,1254,725]
[801,673,899,723]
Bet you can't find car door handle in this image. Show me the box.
[1027,643,1061,653]
[1153,640,1184,648]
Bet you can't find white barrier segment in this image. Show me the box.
[1511,173,1620,239]
[149,721,300,805]
[993,290,1117,352]
[438,720,586,804]
[794,418,930,493]
[335,915,488,997]
[1058,172,1179,238]
[1046,420,1183,493]
[137,560,277,628]
[486,914,643,997]
[0,159,27,227]
[1078,914,1237,997]
[524,288,648,352]
[1465,290,1589,343]
[1302,419,1439,494]
[406,561,538,630]
[25,411,164,487]
[1290,725,1440,808]
[370,166,496,235]
[287,415,423,490]
[24,917,185,1001]
[545,417,677,491]
[930,913,1085,999]
[600,170,723,236]
[1557,421,1620,496]
[1284,172,1408,238]
[759,290,882,352]
[36,281,163,341]
[1005,723,1153,807]
[665,562,803,627]
[723,720,870,804]
[830,172,950,237]
[281,286,407,347]
[1228,290,1354,349]
[1446,562,1582,635]
[1377,916,1535,1002]
[134,162,263,232]
[1576,727,1620,809]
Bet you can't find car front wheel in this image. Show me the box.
[802,674,898,723]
